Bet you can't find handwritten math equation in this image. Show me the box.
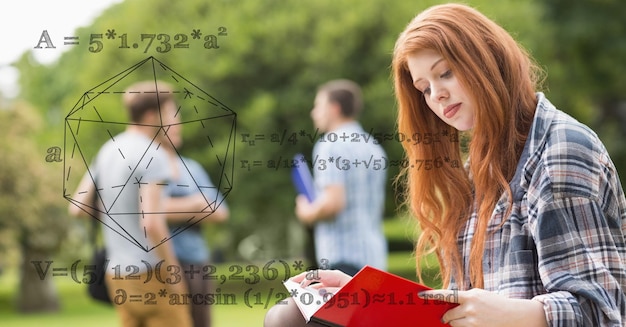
[31,259,303,286]
[240,155,461,171]
[239,128,459,146]
[34,28,227,53]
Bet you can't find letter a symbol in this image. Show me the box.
[45,146,62,162]
[34,30,56,49]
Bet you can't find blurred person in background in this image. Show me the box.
[69,80,192,327]
[294,79,388,276]
[160,99,229,327]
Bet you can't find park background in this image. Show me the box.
[1,0,625,325]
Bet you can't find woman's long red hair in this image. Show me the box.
[392,3,541,289]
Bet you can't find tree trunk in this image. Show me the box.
[16,245,60,313]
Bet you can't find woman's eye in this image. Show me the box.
[422,87,431,95]
[441,70,452,78]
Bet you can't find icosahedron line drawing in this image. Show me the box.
[64,56,236,252]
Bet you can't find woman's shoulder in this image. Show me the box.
[527,96,615,199]
[530,94,606,162]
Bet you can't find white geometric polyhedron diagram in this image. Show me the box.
[64,56,236,252]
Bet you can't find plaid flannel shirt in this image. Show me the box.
[452,93,626,326]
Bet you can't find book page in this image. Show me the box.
[283,279,334,321]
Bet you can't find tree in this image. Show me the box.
[542,0,626,181]
[15,0,548,262]
[0,101,70,312]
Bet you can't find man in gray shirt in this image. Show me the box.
[72,81,192,327]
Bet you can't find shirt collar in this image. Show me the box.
[517,92,557,194]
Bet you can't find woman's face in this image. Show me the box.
[406,49,475,131]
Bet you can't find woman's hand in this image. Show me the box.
[418,289,548,327]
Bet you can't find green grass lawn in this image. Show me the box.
[0,217,437,326]
[0,263,288,327]
[0,257,438,327]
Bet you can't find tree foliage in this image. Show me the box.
[0,101,71,312]
[16,0,425,260]
[541,0,626,170]
[14,0,624,265]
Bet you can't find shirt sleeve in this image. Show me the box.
[185,158,228,210]
[312,142,344,189]
[531,196,626,326]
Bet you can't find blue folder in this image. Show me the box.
[291,153,316,202]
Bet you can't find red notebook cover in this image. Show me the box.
[284,266,458,327]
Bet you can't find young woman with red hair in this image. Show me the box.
[265,4,626,326]
[388,3,626,326]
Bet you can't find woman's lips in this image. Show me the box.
[443,103,461,119]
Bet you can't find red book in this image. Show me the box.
[283,266,458,327]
